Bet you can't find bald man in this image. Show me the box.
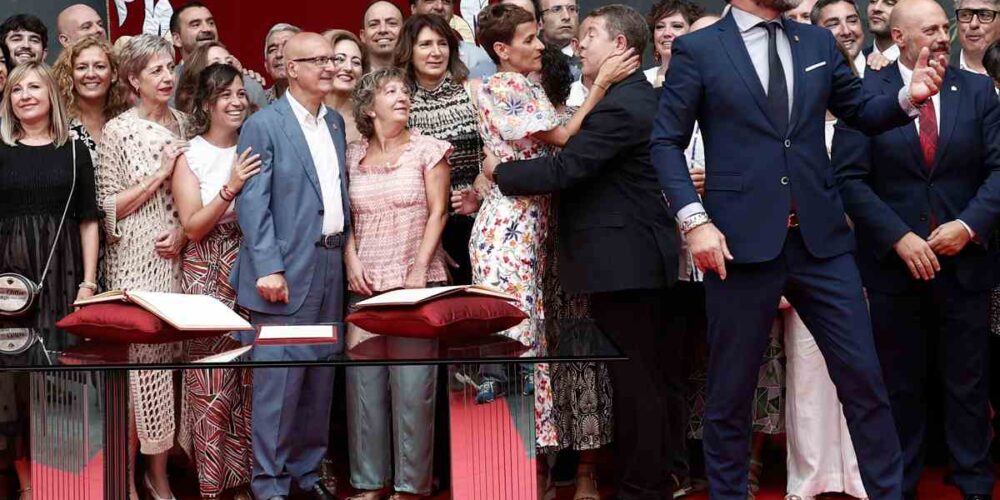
[361,0,403,71]
[233,32,345,500]
[56,4,105,47]
[833,1,1000,498]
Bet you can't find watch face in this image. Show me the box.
[0,274,33,315]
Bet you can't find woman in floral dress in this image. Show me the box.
[469,3,637,458]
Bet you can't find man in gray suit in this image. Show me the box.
[233,32,347,500]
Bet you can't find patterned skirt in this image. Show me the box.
[178,222,253,497]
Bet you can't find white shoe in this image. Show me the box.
[143,474,176,500]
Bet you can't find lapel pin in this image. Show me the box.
[951,85,958,91]
[793,35,800,42]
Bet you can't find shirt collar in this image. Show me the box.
[897,59,914,86]
[562,44,575,58]
[286,90,327,125]
[960,50,987,74]
[873,43,900,61]
[731,5,782,33]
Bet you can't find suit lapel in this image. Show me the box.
[276,99,324,199]
[785,20,807,134]
[880,65,928,177]
[932,70,960,174]
[717,15,774,132]
[324,109,352,230]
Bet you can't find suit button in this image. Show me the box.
[780,176,789,185]
[920,213,928,221]
[784,139,791,148]
[318,210,324,215]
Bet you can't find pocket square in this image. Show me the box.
[805,61,827,72]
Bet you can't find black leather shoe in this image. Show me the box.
[966,495,992,500]
[309,482,337,500]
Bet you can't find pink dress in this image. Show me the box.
[346,133,451,291]
[471,72,559,449]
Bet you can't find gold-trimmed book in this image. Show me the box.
[354,285,516,308]
[73,290,253,331]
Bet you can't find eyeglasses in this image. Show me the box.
[541,4,579,16]
[956,8,999,23]
[291,56,336,67]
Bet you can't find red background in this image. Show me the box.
[107,0,451,84]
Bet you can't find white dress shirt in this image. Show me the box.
[872,42,900,61]
[286,92,344,235]
[960,50,987,75]
[854,52,867,77]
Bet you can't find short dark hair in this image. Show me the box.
[169,1,209,34]
[538,43,573,107]
[477,3,536,64]
[647,0,705,32]
[0,14,49,51]
[810,0,859,26]
[588,4,650,56]
[984,40,1000,82]
[396,14,469,85]
[191,63,254,136]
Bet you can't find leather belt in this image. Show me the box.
[787,212,800,229]
[315,233,346,249]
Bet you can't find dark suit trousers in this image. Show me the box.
[590,288,678,500]
[244,247,345,499]
[868,269,994,496]
[442,214,474,285]
[702,229,902,500]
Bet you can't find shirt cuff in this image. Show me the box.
[957,219,976,240]
[677,202,707,223]
[898,85,921,118]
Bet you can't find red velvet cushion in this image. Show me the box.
[56,303,229,344]
[346,295,527,339]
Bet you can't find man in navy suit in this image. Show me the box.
[233,32,346,500]
[833,0,1000,497]
[649,0,946,496]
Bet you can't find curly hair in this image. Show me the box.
[189,63,252,136]
[395,14,469,87]
[352,67,408,139]
[647,0,704,33]
[52,37,130,121]
[538,43,573,108]
[175,40,227,114]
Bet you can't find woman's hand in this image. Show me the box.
[451,188,480,215]
[403,266,428,289]
[157,140,189,180]
[75,287,94,307]
[346,253,374,296]
[594,48,641,89]
[227,147,262,195]
[154,227,187,259]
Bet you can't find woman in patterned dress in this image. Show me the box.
[171,63,260,499]
[95,34,189,500]
[470,3,638,491]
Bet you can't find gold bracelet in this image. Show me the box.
[593,82,609,92]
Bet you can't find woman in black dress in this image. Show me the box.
[0,62,100,499]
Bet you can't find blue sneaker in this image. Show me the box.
[476,378,505,404]
[522,372,535,396]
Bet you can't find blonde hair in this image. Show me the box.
[52,37,130,121]
[0,62,70,147]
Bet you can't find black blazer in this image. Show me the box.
[494,70,678,294]
[833,63,1000,292]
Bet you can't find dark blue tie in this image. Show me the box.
[760,21,789,136]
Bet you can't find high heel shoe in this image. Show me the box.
[143,474,176,500]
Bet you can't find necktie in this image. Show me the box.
[918,101,938,169]
[760,21,789,136]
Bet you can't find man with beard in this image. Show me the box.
[864,0,901,61]
[409,0,496,78]
[832,0,1000,498]
[812,0,866,74]
[539,0,581,77]
[0,14,47,67]
[787,0,818,23]
[953,0,1000,74]
[360,0,403,72]
[56,4,107,47]
[263,23,301,103]
[650,0,947,494]
[168,1,268,108]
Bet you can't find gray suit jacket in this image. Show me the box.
[231,95,351,315]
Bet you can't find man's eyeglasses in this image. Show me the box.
[541,4,579,16]
[291,56,336,67]
[956,8,999,23]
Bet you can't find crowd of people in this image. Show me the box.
[1,0,1000,499]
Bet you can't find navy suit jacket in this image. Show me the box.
[650,14,914,264]
[231,96,351,314]
[833,64,1000,292]
[494,70,677,294]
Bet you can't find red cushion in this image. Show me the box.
[346,295,527,339]
[56,303,229,344]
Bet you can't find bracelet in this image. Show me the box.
[78,281,98,291]
[219,186,235,202]
[680,212,712,235]
[593,81,609,92]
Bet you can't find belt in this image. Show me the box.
[315,233,346,249]
[787,212,800,229]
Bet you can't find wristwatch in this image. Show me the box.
[680,212,712,235]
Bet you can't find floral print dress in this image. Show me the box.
[470,72,559,449]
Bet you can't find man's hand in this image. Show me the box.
[689,163,705,197]
[909,47,947,105]
[927,220,972,256]
[482,147,499,183]
[686,223,734,280]
[867,52,892,71]
[256,273,289,303]
[893,232,940,280]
